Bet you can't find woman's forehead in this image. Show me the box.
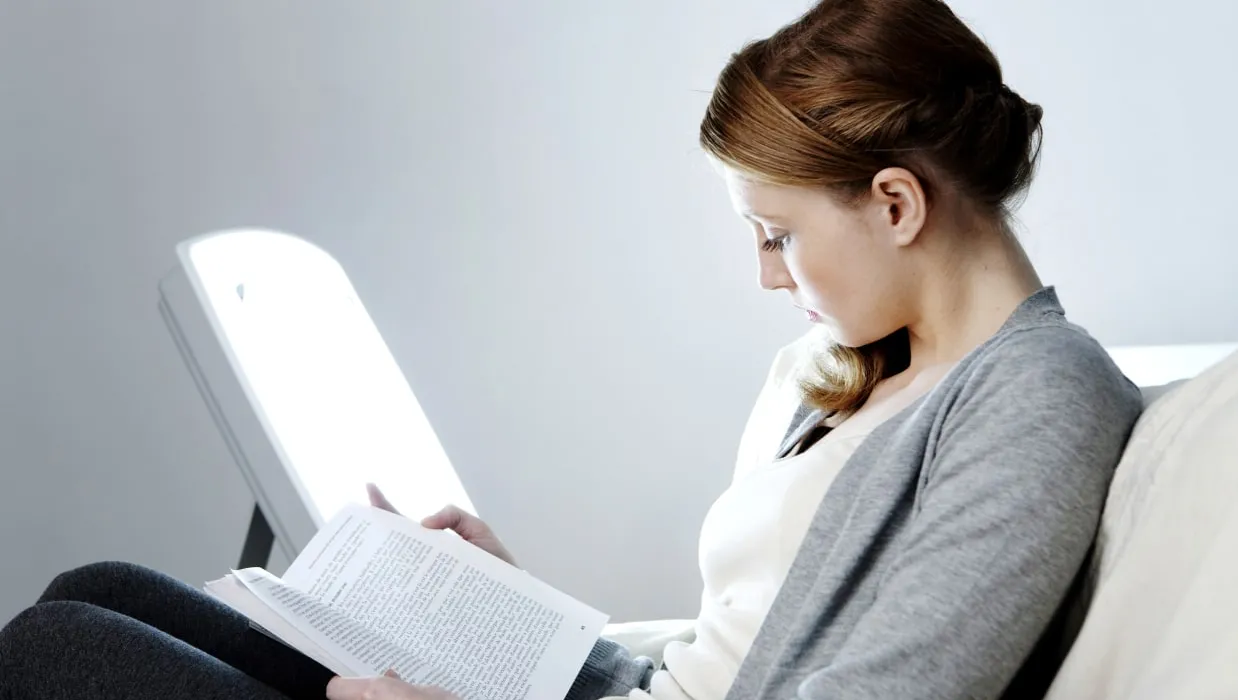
[724,170,821,223]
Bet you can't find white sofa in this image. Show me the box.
[1045,346,1238,697]
[605,346,1238,696]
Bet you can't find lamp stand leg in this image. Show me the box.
[238,504,275,570]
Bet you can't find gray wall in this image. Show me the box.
[2,0,1236,625]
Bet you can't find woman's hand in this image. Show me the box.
[367,483,519,567]
[326,671,459,700]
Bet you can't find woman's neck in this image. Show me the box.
[904,223,1043,372]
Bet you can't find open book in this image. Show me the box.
[205,504,608,700]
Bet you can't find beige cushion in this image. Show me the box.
[1045,348,1238,699]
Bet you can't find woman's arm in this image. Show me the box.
[800,328,1144,699]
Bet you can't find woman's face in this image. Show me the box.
[723,167,917,347]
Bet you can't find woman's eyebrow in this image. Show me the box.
[742,210,791,224]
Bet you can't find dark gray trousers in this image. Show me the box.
[0,561,334,699]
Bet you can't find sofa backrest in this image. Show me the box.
[1044,348,1238,698]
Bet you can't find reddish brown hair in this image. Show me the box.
[700,0,1043,416]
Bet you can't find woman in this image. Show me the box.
[0,1,1143,699]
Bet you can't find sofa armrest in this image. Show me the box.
[602,619,697,667]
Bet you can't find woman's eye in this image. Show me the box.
[762,235,789,252]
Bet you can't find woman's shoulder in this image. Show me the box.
[951,307,1144,424]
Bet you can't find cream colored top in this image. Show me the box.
[632,331,870,700]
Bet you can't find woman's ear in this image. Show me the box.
[869,167,928,247]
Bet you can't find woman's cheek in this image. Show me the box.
[788,256,832,307]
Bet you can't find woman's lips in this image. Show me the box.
[796,306,822,323]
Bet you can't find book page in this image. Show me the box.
[282,504,608,700]
[232,567,434,681]
[205,573,351,676]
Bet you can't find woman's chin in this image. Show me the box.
[823,323,886,349]
[818,319,856,345]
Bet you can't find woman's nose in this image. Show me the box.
[758,251,792,291]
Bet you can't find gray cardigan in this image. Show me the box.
[568,287,1143,700]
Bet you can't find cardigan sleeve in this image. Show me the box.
[565,637,656,700]
[799,327,1143,700]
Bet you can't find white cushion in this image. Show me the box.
[1045,348,1238,698]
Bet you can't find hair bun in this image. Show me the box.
[998,83,1043,130]
[987,83,1044,210]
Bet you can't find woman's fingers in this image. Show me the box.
[325,675,369,699]
[326,675,458,699]
[367,483,400,514]
[420,506,518,567]
[420,505,466,532]
[370,496,518,566]
[422,505,494,543]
